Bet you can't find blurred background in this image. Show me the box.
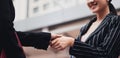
[12,0,120,58]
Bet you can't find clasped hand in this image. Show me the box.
[51,34,75,50]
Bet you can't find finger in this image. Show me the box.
[51,42,61,49]
[50,42,59,48]
[56,46,66,51]
[55,35,62,38]
[51,38,60,45]
[53,44,61,49]
[51,41,59,47]
[51,34,62,40]
[51,41,60,48]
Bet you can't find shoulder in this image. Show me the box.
[108,14,120,21]
[107,14,120,29]
[106,14,120,24]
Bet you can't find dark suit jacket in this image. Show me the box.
[0,0,51,58]
[70,13,120,58]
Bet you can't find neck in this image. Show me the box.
[96,7,110,21]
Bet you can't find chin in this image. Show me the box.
[91,9,99,13]
[90,8,99,13]
[91,10,97,13]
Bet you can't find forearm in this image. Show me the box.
[17,31,51,50]
[69,39,107,57]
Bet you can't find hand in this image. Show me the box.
[51,33,62,40]
[50,36,75,50]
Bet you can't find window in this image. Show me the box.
[43,3,50,10]
[34,0,39,2]
[33,7,39,13]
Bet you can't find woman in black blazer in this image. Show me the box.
[51,0,120,58]
[0,0,58,58]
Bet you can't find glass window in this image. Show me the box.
[33,7,39,13]
[43,3,50,10]
[34,0,39,2]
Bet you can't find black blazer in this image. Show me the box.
[0,0,51,58]
[70,13,120,58]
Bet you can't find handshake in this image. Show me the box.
[50,34,75,50]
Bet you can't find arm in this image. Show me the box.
[69,16,120,57]
[51,16,120,57]
[16,31,51,50]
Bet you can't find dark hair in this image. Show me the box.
[108,0,117,15]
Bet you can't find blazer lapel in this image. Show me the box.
[85,13,113,42]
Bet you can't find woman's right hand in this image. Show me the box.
[50,36,75,50]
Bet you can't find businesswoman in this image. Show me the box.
[0,0,59,58]
[51,0,120,58]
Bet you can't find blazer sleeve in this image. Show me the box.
[0,0,11,47]
[16,31,51,50]
[69,16,120,57]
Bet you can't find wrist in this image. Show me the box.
[69,37,75,47]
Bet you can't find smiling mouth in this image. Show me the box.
[93,2,97,6]
[89,2,98,9]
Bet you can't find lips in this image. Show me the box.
[89,2,98,9]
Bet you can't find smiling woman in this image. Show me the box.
[50,0,120,58]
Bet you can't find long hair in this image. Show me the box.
[108,0,117,15]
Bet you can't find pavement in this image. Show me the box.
[23,47,120,58]
[23,46,70,58]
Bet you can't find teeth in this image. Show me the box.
[88,0,94,3]
[93,2,97,5]
[90,2,97,9]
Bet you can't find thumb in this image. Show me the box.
[51,34,62,40]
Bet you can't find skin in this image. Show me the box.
[51,36,74,50]
[50,0,111,50]
[81,0,110,42]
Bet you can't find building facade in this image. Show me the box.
[12,0,28,21]
[13,0,86,21]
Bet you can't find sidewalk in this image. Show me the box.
[23,46,70,58]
